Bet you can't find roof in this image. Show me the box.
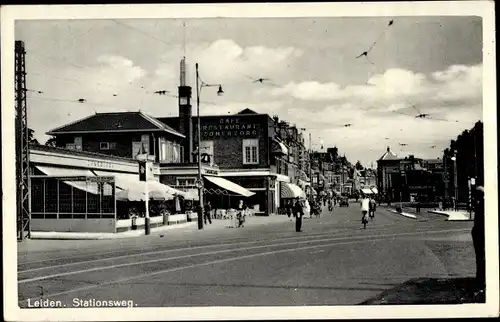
[378,146,400,161]
[47,111,185,138]
[237,108,259,115]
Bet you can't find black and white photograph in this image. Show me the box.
[2,2,498,320]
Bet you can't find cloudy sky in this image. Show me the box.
[15,15,483,167]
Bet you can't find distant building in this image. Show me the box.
[377,147,445,202]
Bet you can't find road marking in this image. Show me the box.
[311,250,325,254]
[18,223,405,272]
[18,228,470,284]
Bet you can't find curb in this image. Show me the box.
[387,209,417,219]
[428,211,474,222]
[30,222,197,240]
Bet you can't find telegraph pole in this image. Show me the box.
[308,133,312,196]
[16,40,31,241]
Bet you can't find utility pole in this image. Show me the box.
[308,133,312,196]
[195,63,204,230]
[16,40,30,241]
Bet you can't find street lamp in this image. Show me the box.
[195,63,223,230]
[450,150,458,210]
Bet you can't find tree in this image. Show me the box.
[44,137,57,147]
[355,160,364,170]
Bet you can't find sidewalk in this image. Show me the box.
[30,222,197,240]
[360,277,485,305]
[28,215,291,240]
[428,210,474,221]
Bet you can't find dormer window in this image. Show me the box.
[100,142,110,150]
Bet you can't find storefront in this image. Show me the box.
[29,145,188,233]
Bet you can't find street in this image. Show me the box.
[17,204,476,307]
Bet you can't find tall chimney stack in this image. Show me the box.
[178,57,193,163]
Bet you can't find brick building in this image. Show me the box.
[159,109,307,215]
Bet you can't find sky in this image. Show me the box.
[15,15,483,167]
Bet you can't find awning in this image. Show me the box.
[271,139,288,155]
[297,179,310,188]
[371,187,379,194]
[93,170,176,201]
[361,188,373,194]
[281,182,306,199]
[184,188,199,201]
[204,175,255,197]
[35,165,99,194]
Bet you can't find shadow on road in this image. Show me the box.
[359,277,485,305]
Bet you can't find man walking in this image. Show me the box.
[293,198,304,232]
[471,185,485,297]
[204,201,212,225]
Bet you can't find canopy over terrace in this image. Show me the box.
[92,170,186,201]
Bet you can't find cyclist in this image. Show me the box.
[360,195,370,229]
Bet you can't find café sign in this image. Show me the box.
[201,118,260,138]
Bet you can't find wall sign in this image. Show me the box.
[201,118,260,138]
[88,160,114,169]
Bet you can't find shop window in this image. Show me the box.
[100,142,110,150]
[44,179,58,213]
[243,139,259,165]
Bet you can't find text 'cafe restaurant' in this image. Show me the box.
[28,144,255,234]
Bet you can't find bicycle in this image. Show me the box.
[362,211,368,229]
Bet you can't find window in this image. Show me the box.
[66,144,76,150]
[176,177,196,187]
[110,142,117,150]
[100,142,110,150]
[242,139,259,165]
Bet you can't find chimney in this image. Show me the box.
[178,57,193,162]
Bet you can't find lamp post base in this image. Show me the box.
[145,217,151,235]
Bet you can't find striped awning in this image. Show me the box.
[204,175,255,197]
[281,182,306,199]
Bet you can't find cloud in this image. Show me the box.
[267,64,482,108]
[151,39,303,89]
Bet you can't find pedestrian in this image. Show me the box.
[369,196,377,218]
[438,197,443,211]
[471,186,485,294]
[451,197,457,212]
[415,196,421,214]
[360,195,370,228]
[293,198,304,232]
[204,201,212,225]
[237,200,245,227]
[304,198,311,218]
